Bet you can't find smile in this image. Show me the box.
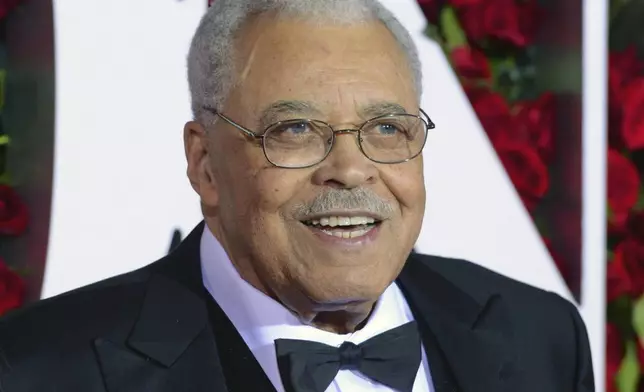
[302,215,381,240]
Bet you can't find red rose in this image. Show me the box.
[465,88,514,136]
[450,46,491,80]
[607,250,633,301]
[609,102,625,149]
[614,238,644,296]
[457,7,487,43]
[458,0,527,47]
[417,0,441,24]
[496,144,549,205]
[466,88,549,207]
[0,0,23,20]
[0,257,25,316]
[607,48,642,149]
[608,220,625,237]
[608,214,629,239]
[517,0,541,47]
[0,185,29,236]
[514,93,556,163]
[447,0,483,6]
[609,46,643,105]
[606,324,623,392]
[607,149,640,215]
[621,78,644,150]
[627,211,644,242]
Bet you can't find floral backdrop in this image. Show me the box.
[416,0,582,298]
[604,0,644,390]
[416,0,644,391]
[0,0,27,318]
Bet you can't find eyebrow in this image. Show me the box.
[257,100,410,128]
[359,102,409,118]
[258,100,322,128]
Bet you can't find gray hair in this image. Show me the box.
[187,0,422,123]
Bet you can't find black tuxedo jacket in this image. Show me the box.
[0,223,594,392]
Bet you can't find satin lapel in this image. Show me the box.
[93,223,230,392]
[397,255,520,392]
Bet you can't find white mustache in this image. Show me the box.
[292,188,394,219]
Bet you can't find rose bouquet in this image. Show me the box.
[416,0,576,289]
[605,43,644,392]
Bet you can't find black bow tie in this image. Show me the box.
[274,321,422,392]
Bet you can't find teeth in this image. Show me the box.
[337,217,351,226]
[303,216,379,240]
[306,216,376,227]
[322,227,372,239]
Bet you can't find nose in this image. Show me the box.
[311,131,378,189]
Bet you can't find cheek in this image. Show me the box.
[252,170,311,214]
[212,135,310,219]
[382,161,425,212]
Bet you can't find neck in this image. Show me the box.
[204,216,378,334]
[307,305,376,334]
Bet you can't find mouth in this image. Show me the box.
[300,215,382,239]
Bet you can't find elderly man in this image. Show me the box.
[0,0,593,391]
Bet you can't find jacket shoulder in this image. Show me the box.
[409,252,578,321]
[409,253,592,388]
[0,261,157,383]
[1,262,153,329]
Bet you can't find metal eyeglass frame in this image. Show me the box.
[202,106,436,169]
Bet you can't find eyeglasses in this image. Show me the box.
[202,106,435,169]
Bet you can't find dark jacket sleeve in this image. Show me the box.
[564,297,595,392]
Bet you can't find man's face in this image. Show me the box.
[186,15,425,319]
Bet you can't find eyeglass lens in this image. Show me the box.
[262,115,427,168]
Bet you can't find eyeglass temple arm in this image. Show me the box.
[419,108,435,129]
[202,106,263,139]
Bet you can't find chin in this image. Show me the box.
[302,271,395,308]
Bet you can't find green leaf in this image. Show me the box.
[611,0,633,23]
[424,24,443,44]
[440,7,467,50]
[616,340,640,392]
[633,189,644,211]
[0,69,6,110]
[608,203,615,220]
[488,57,519,101]
[635,187,644,211]
[608,249,615,261]
[533,214,550,239]
[633,294,644,339]
[9,266,32,276]
[609,296,635,337]
[0,172,10,185]
[0,135,9,146]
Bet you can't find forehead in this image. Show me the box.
[227,15,417,117]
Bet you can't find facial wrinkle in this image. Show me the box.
[238,36,260,85]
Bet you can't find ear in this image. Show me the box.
[184,121,219,207]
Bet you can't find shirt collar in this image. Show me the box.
[200,224,417,387]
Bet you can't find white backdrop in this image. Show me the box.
[46,0,605,386]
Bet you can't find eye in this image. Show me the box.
[376,123,401,135]
[282,122,311,135]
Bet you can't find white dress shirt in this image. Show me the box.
[200,226,435,392]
